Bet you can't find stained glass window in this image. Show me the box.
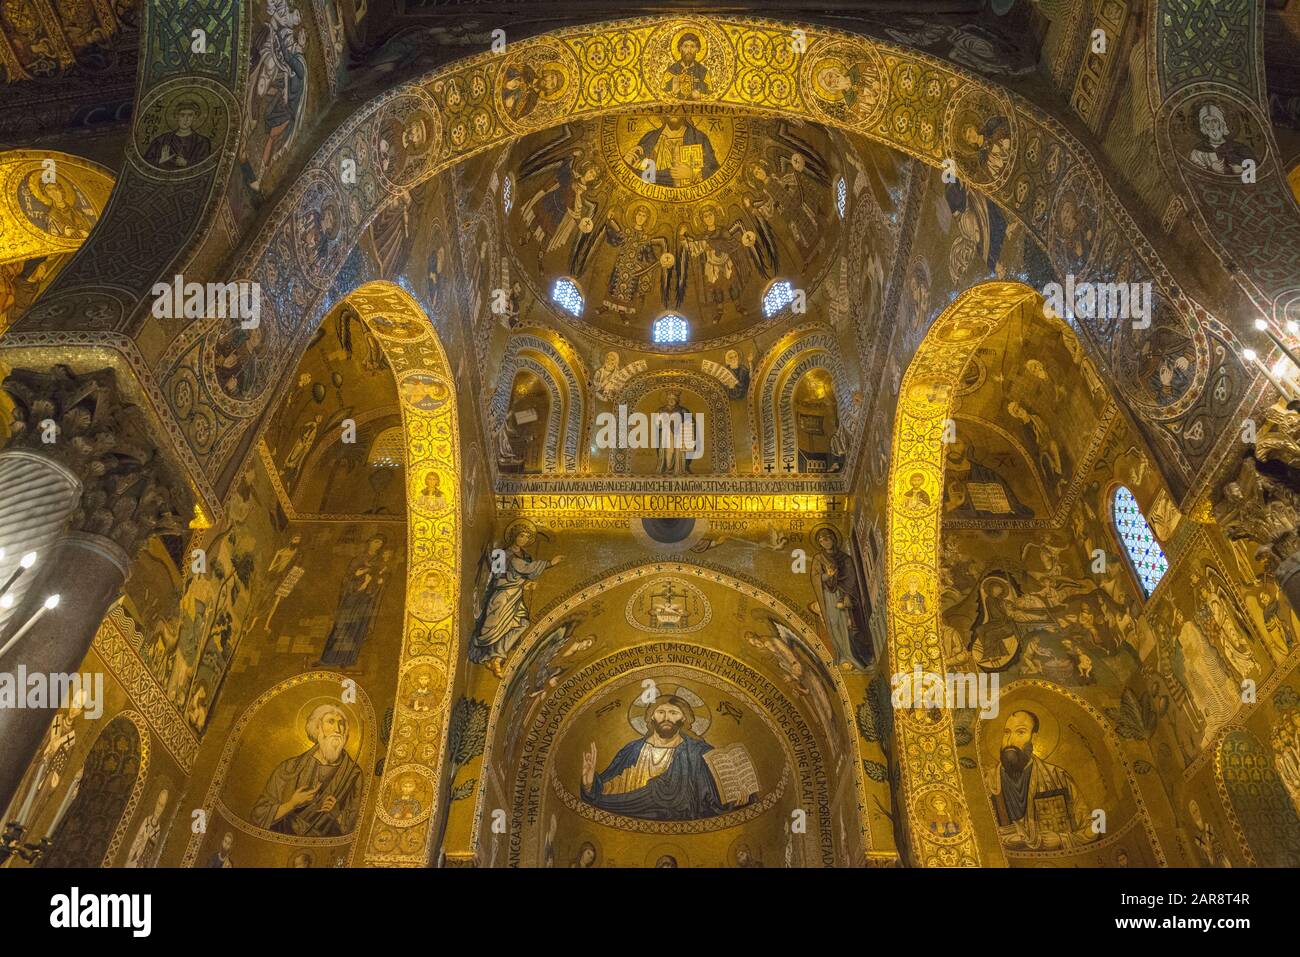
[1112,485,1168,597]
[652,313,689,344]
[763,279,797,317]
[836,176,848,220]
[550,277,583,317]
[367,427,404,469]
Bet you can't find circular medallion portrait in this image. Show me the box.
[1166,88,1270,181]
[943,86,1016,193]
[398,371,451,412]
[495,38,581,133]
[642,20,735,104]
[375,94,442,190]
[133,80,230,179]
[600,110,752,203]
[802,38,888,130]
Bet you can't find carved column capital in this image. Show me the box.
[3,364,190,555]
[1215,402,1300,571]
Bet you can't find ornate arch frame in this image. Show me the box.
[231,280,463,867]
[887,279,1090,865]
[489,329,586,472]
[612,369,735,474]
[0,149,115,334]
[139,12,1250,516]
[466,559,872,864]
[753,328,853,474]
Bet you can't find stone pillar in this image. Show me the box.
[0,451,82,636]
[1279,552,1300,618]
[0,365,188,816]
[0,534,131,814]
[1214,402,1300,613]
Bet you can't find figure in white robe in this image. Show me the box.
[124,788,170,868]
[1199,589,1257,681]
[469,527,562,677]
[1175,616,1239,746]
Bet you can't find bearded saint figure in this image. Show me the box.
[251,704,362,836]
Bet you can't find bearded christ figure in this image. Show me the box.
[581,696,740,821]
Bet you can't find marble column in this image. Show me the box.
[0,450,82,636]
[0,534,131,815]
[1279,552,1300,618]
[0,365,188,817]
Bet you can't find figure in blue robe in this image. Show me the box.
[580,694,751,821]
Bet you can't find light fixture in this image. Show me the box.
[0,549,37,602]
[0,593,62,661]
[1243,348,1290,398]
[1252,317,1300,370]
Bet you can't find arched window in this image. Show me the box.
[1112,485,1168,597]
[835,175,848,220]
[762,279,797,317]
[550,277,583,317]
[652,313,689,344]
[367,426,405,469]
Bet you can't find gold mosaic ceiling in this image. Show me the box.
[503,109,847,348]
[0,0,134,83]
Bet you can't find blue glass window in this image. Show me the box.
[550,277,583,317]
[652,313,689,344]
[763,280,797,318]
[1112,485,1168,597]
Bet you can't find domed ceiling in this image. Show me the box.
[503,109,846,350]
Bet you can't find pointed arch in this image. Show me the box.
[1110,484,1170,599]
[614,370,734,474]
[158,13,1242,505]
[0,150,114,335]
[320,281,463,867]
[886,280,1047,866]
[753,329,852,473]
[1216,729,1300,867]
[489,330,586,472]
[466,561,872,866]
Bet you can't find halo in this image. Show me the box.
[810,523,841,548]
[24,170,52,207]
[644,841,690,868]
[692,200,725,232]
[626,679,711,737]
[812,56,850,101]
[627,201,657,231]
[673,27,707,58]
[502,518,538,546]
[166,93,209,131]
[997,698,1060,763]
[292,696,360,751]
